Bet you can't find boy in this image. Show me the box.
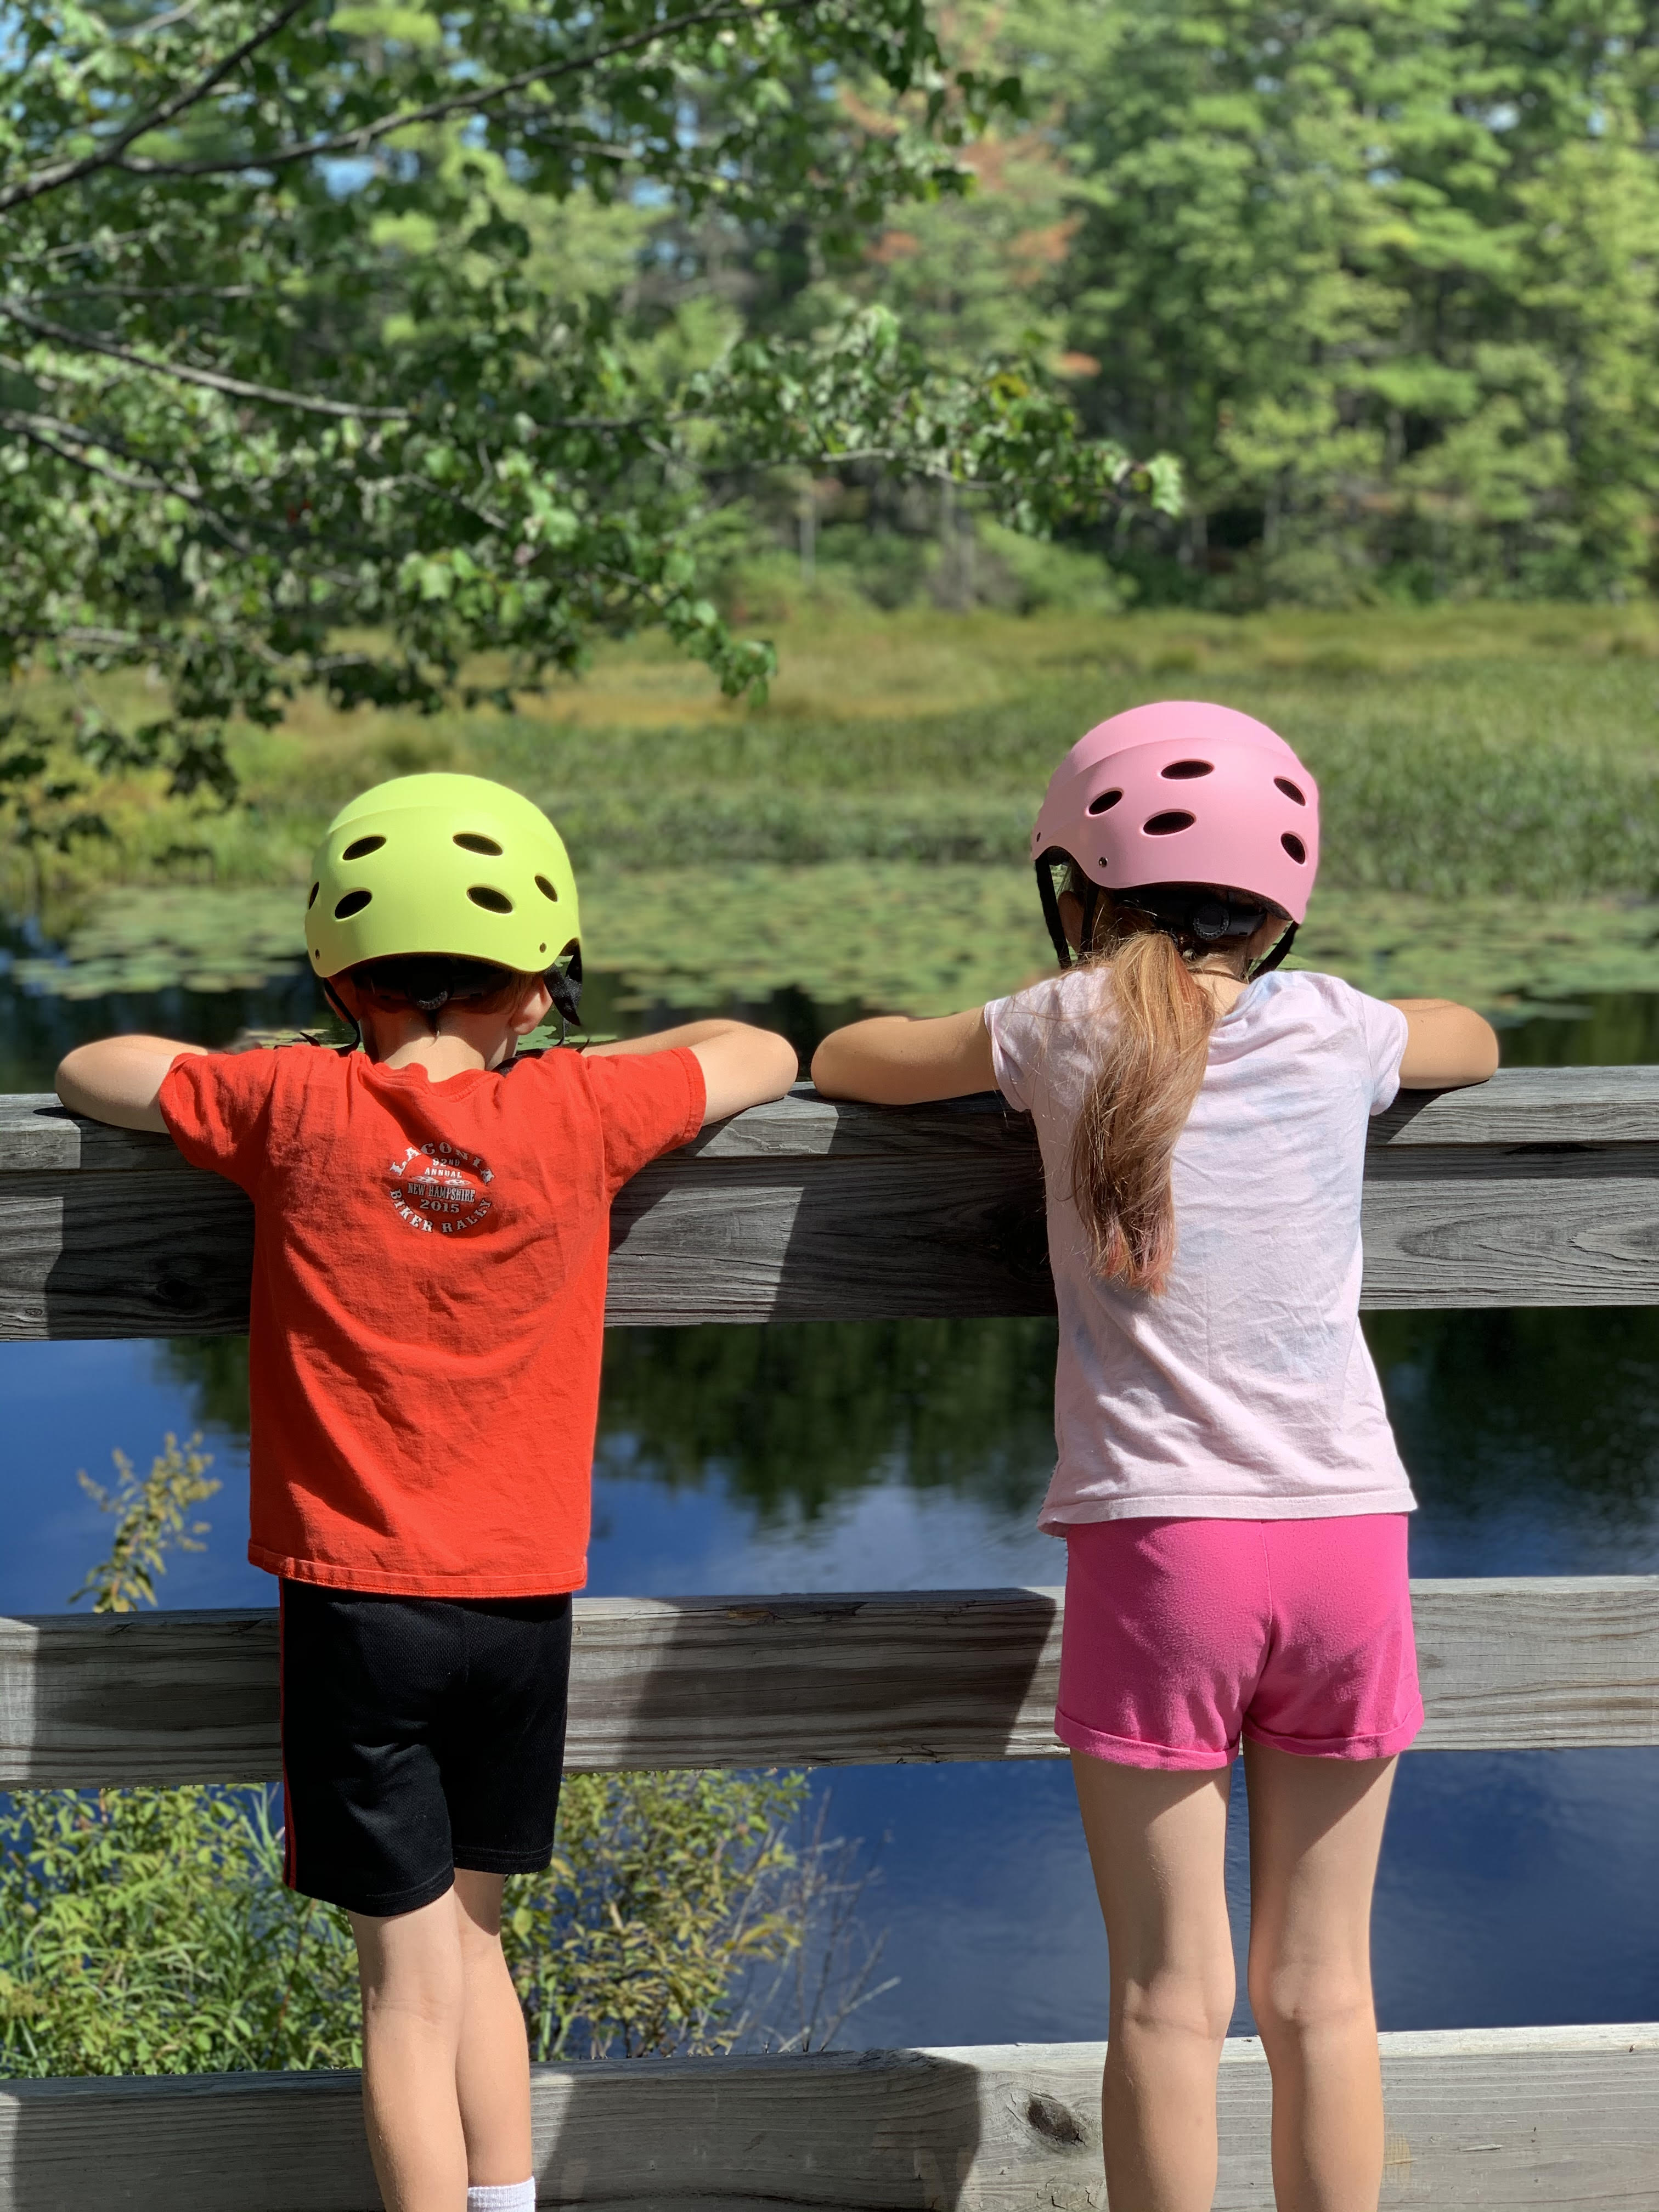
[57,773,798,2212]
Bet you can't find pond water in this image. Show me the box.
[3,940,1658,2046]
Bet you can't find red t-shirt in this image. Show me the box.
[158,1042,705,1597]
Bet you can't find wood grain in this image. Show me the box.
[11,1073,1659,1331]
[0,2028,1652,2211]
[2,1580,1653,1785]
[12,1066,1659,1167]
[1360,1150,1659,1308]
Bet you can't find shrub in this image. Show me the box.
[0,1441,877,2075]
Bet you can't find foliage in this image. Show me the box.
[0,1767,843,2075]
[0,1785,363,2075]
[67,1431,219,1611]
[0,1440,874,2074]
[507,1770,804,2059]
[0,0,1174,879]
[824,1,1081,380]
[1012,0,1659,601]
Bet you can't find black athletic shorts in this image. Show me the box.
[279,1579,573,1918]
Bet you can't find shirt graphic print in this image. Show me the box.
[386,1138,494,1234]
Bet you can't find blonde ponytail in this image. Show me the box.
[1068,927,1218,1295]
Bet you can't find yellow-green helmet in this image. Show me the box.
[304,773,580,980]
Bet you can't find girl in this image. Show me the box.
[811,702,1496,2212]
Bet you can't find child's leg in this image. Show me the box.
[1071,1751,1235,2212]
[352,1878,534,2212]
[352,1892,470,2212]
[453,1870,534,2187]
[1242,1743,1397,2212]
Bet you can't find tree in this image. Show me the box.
[1020,0,1659,601]
[0,0,1177,871]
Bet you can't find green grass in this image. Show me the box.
[12,601,1659,1013]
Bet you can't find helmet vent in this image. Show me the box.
[1143,811,1196,837]
[1160,760,1214,780]
[335,889,372,919]
[467,886,514,913]
[342,836,385,861]
[1275,777,1307,805]
[534,874,559,902]
[1282,832,1307,864]
[454,833,503,856]
[307,882,319,909]
[1087,788,1122,816]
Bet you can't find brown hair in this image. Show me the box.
[347,954,533,1028]
[1067,915,1221,1296]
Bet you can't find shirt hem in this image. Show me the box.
[252,1544,585,1599]
[1037,1487,1418,1531]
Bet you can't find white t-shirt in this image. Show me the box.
[985,967,1414,1529]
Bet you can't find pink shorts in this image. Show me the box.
[1057,1514,1423,1770]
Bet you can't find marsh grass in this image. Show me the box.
[10,601,1659,1010]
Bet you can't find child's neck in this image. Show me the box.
[359,1011,522,1080]
[1191,966,1249,1015]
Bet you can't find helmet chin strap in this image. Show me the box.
[1035,857,1082,968]
[548,944,583,1034]
[321,976,362,1050]
[1249,921,1298,977]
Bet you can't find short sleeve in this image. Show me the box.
[157,1049,285,1192]
[583,1046,706,1194]
[1354,990,1410,1114]
[985,979,1068,1114]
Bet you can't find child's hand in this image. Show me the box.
[811,1009,995,1105]
[1390,999,1499,1089]
[583,1020,797,1126]
[56,1035,206,1132]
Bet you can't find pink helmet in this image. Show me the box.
[1032,700,1319,964]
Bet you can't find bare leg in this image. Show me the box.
[453,1870,534,2187]
[1243,1743,1397,2212]
[1071,1752,1235,2212]
[352,1890,469,2212]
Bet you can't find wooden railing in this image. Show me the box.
[10,1065,1659,1335]
[2,1071,1658,2209]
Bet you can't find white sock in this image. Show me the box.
[467,2185,534,2212]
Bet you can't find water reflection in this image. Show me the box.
[597,1321,1058,1525]
[1375,1309,1659,1573]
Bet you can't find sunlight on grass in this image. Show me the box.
[9,602,1659,1015]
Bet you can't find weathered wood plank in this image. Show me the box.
[10,1072,1659,1335]
[0,2028,1653,2211]
[1368,1061,1659,1146]
[1359,1148,1659,1308]
[10,1066,1659,1167]
[2,1579,1654,1785]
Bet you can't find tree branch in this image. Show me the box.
[0,301,409,420]
[0,409,196,498]
[42,283,267,303]
[96,0,815,183]
[0,0,317,214]
[0,397,164,469]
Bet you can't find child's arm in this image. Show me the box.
[583,1019,797,1125]
[56,1035,207,1132]
[1390,998,1499,1089]
[810,1009,993,1105]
